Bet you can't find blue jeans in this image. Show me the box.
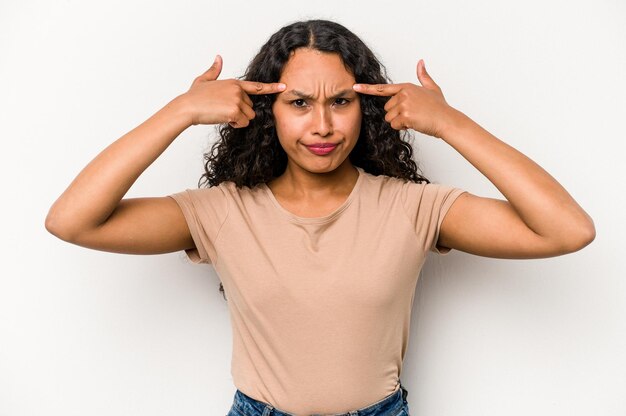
[226,382,410,416]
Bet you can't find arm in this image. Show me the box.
[435,109,595,258]
[45,55,285,254]
[354,60,595,259]
[45,95,195,254]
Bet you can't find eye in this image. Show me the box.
[291,99,307,108]
[334,98,350,106]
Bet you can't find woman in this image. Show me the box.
[45,19,594,416]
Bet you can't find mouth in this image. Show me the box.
[304,142,339,156]
[305,142,338,148]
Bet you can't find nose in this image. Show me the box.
[310,106,333,137]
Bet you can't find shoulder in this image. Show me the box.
[360,170,464,214]
[359,169,428,200]
[360,169,412,189]
[169,182,238,215]
[176,180,262,198]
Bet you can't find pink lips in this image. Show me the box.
[304,143,338,156]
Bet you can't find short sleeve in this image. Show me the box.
[168,185,229,264]
[400,181,466,255]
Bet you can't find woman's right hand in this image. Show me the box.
[46,54,287,254]
[181,55,286,127]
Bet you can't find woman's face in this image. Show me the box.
[272,48,362,175]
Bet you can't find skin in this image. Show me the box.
[268,48,362,217]
[354,60,595,257]
[45,51,595,259]
[44,55,285,254]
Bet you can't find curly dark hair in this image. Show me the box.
[198,19,429,191]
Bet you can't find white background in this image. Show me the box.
[1,0,624,415]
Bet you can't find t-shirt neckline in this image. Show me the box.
[261,166,364,224]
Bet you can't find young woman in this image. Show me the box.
[45,19,595,416]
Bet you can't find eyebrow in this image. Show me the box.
[284,88,356,100]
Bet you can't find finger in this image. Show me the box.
[239,102,256,121]
[228,110,251,128]
[416,59,441,92]
[383,95,399,112]
[384,108,400,124]
[241,92,253,108]
[390,116,409,131]
[383,108,409,131]
[239,80,286,95]
[198,55,223,82]
[353,83,402,97]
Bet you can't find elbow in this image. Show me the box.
[45,209,77,242]
[578,218,596,248]
[561,217,596,254]
[45,210,64,239]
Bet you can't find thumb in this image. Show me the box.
[199,54,223,81]
[416,59,440,91]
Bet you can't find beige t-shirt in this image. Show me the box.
[169,166,465,415]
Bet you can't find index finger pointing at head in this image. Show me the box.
[353,83,402,96]
[239,80,287,95]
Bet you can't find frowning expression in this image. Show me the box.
[272,48,362,174]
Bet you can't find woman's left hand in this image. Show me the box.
[353,59,455,138]
[355,61,596,259]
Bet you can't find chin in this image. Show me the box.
[292,157,345,175]
[305,164,339,174]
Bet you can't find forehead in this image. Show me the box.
[279,48,355,86]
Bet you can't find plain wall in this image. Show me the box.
[1,0,624,415]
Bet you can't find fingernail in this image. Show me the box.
[353,84,362,91]
[277,83,286,91]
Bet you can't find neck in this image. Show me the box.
[270,160,359,198]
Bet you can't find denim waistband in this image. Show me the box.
[230,382,409,416]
